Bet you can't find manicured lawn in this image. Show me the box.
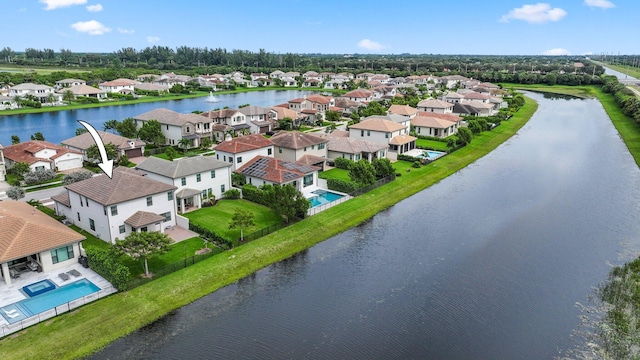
[0,97,537,360]
[183,199,282,240]
[319,168,350,181]
[416,138,449,151]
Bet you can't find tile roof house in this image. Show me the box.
[0,144,5,182]
[136,156,231,212]
[341,89,374,103]
[202,108,248,141]
[3,140,84,172]
[417,99,455,114]
[213,134,275,171]
[98,78,140,93]
[319,134,388,162]
[0,202,86,286]
[55,78,87,89]
[239,106,273,134]
[235,155,320,193]
[270,131,328,169]
[52,167,178,244]
[387,104,418,119]
[134,83,170,93]
[134,108,214,147]
[269,106,303,128]
[348,118,416,159]
[9,83,61,104]
[411,115,460,138]
[56,84,106,100]
[62,131,146,160]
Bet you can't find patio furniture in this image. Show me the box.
[9,268,20,279]
[58,273,70,281]
[27,261,38,271]
[68,269,82,277]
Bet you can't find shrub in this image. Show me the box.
[397,154,419,162]
[63,171,93,185]
[223,189,241,199]
[412,161,421,168]
[85,247,131,291]
[334,157,354,170]
[326,178,359,193]
[23,168,57,185]
[188,223,233,249]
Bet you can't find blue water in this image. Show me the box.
[0,90,314,145]
[309,190,344,207]
[419,150,445,159]
[23,279,56,297]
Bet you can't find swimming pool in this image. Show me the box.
[308,189,345,207]
[1,278,100,323]
[418,150,446,160]
[23,279,57,297]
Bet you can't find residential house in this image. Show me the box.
[363,114,411,132]
[213,134,275,171]
[3,140,83,172]
[269,106,303,128]
[136,156,231,212]
[453,102,493,117]
[134,108,213,147]
[334,98,361,115]
[9,83,61,103]
[348,118,416,159]
[0,202,86,286]
[320,134,388,162]
[371,85,397,99]
[270,70,285,79]
[0,144,5,182]
[54,78,87,89]
[416,99,455,114]
[283,71,300,79]
[302,78,321,87]
[202,108,248,140]
[134,83,169,94]
[442,92,465,104]
[62,131,146,160]
[281,77,298,87]
[270,131,328,169]
[341,89,374,103]
[57,84,107,100]
[52,167,177,244]
[98,78,140,93]
[411,115,459,138]
[239,105,273,134]
[235,155,319,193]
[356,72,374,81]
[387,104,418,119]
[154,73,192,87]
[303,71,321,81]
[439,75,470,89]
[137,74,160,82]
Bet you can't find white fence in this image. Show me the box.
[0,285,117,338]
[307,195,352,216]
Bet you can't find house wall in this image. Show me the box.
[244,171,318,193]
[349,128,401,146]
[327,150,362,161]
[53,152,84,171]
[273,143,327,163]
[414,125,457,138]
[215,146,274,171]
[38,242,82,272]
[143,167,232,202]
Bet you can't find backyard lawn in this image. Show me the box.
[416,138,449,151]
[319,168,350,181]
[183,199,282,240]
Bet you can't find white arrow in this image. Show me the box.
[78,120,113,179]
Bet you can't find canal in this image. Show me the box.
[91,92,640,359]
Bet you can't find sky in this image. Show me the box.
[1,0,637,56]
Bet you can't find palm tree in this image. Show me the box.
[62,89,75,104]
[178,138,191,153]
[12,95,21,108]
[46,93,55,106]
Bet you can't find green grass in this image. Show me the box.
[183,199,282,240]
[0,97,537,359]
[500,83,597,98]
[592,61,640,79]
[319,168,351,181]
[416,138,449,151]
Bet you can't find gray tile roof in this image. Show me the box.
[125,211,166,228]
[134,108,209,126]
[62,131,145,151]
[136,155,231,179]
[270,131,326,149]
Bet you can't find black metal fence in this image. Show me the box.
[348,174,396,197]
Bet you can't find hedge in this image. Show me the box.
[326,178,359,193]
[85,247,131,291]
[334,157,354,170]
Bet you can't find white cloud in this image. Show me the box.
[542,48,571,55]
[40,0,87,10]
[584,0,615,9]
[86,3,103,12]
[500,3,567,24]
[147,36,160,43]
[70,20,111,35]
[357,39,384,51]
[117,28,135,34]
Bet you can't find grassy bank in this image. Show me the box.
[501,83,597,98]
[591,61,640,79]
[0,98,537,359]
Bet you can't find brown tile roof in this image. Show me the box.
[388,104,418,117]
[464,92,490,100]
[297,154,326,167]
[63,167,176,206]
[125,211,166,228]
[417,99,454,109]
[214,134,274,154]
[348,118,406,132]
[62,131,145,151]
[270,131,326,149]
[203,108,241,119]
[59,84,105,96]
[389,134,417,145]
[134,108,209,126]
[100,78,140,86]
[235,155,318,184]
[343,89,373,98]
[411,116,455,129]
[288,97,305,104]
[0,202,85,262]
[306,94,331,104]
[416,112,462,122]
[3,140,81,165]
[269,107,301,120]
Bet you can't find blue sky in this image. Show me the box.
[1,0,636,55]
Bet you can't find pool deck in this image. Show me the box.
[0,262,112,328]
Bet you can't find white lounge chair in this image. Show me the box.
[2,308,20,318]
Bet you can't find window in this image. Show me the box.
[361,130,364,137]
[119,225,126,234]
[367,130,371,136]
[304,147,307,151]
[51,245,74,264]
[221,184,225,193]
[79,195,83,207]
[385,132,389,138]
[237,156,243,164]
[217,154,219,160]
[202,189,207,198]
[208,188,212,198]
[223,155,227,161]
[311,145,315,150]
[229,157,233,163]
[89,219,95,231]
[110,205,118,216]
[268,148,272,155]
[303,174,313,187]
[86,197,89,207]
[146,196,153,206]
[77,212,81,221]
[278,147,282,153]
[196,173,201,182]
[318,143,325,150]
[168,191,173,201]
[186,126,191,133]
[162,212,171,222]
[141,226,148,232]
[211,170,216,178]
[181,177,186,186]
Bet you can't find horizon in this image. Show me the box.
[1,0,637,56]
